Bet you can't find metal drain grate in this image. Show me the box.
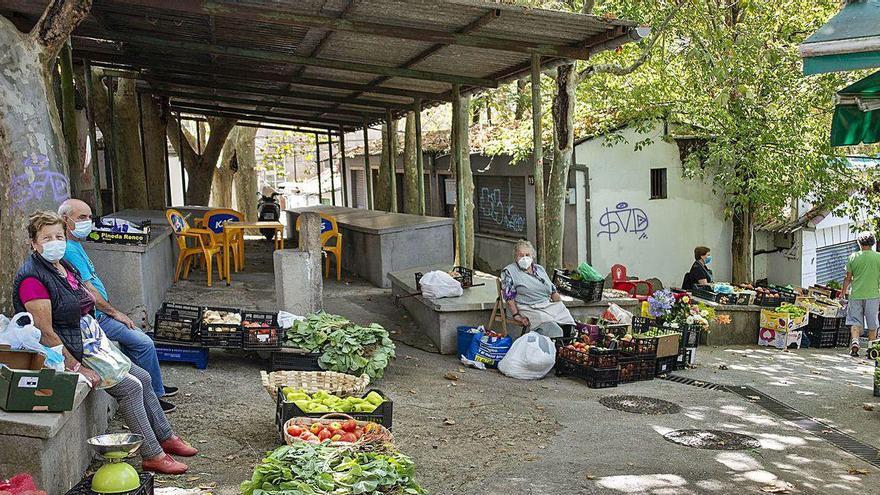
[725,385,880,468]
[660,373,725,391]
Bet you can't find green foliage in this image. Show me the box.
[258,131,315,178]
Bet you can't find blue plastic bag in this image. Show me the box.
[464,329,512,368]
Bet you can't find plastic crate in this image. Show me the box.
[66,473,154,495]
[414,266,474,291]
[275,387,393,442]
[556,345,619,369]
[617,335,658,358]
[805,328,837,348]
[153,302,201,344]
[242,310,282,350]
[586,367,619,389]
[808,314,845,332]
[552,269,604,303]
[680,325,701,350]
[692,286,751,306]
[837,327,853,348]
[675,347,697,370]
[200,306,243,348]
[754,291,798,308]
[155,343,209,369]
[655,356,677,375]
[270,349,322,371]
[618,356,655,383]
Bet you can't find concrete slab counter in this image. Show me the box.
[389,265,640,354]
[287,206,454,288]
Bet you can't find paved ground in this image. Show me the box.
[133,241,880,494]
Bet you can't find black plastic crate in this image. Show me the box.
[275,387,393,442]
[557,345,619,369]
[808,314,845,332]
[66,473,153,495]
[680,325,701,350]
[692,286,751,306]
[414,266,474,291]
[617,335,658,358]
[675,347,696,370]
[269,349,322,371]
[242,310,282,350]
[552,269,604,303]
[153,302,201,344]
[838,327,853,348]
[586,367,619,389]
[200,306,243,348]
[618,356,655,383]
[805,328,837,348]
[655,356,678,375]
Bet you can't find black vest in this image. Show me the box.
[12,253,89,361]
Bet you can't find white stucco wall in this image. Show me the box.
[577,124,733,287]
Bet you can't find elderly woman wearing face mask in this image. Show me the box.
[11,211,196,474]
[500,240,575,338]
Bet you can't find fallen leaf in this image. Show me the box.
[848,468,870,475]
[458,368,466,373]
[718,364,729,370]
[444,372,459,381]
[409,389,417,394]
[747,396,761,401]
[443,418,456,425]
[586,475,596,481]
[760,481,794,493]
[864,404,875,412]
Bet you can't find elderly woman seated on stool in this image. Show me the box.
[500,240,575,338]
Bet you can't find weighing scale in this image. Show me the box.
[87,433,145,494]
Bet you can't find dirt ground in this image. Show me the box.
[116,241,880,494]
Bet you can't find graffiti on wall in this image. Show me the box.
[597,202,649,240]
[10,154,70,214]
[479,186,525,233]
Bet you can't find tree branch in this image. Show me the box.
[582,0,596,14]
[32,0,92,60]
[166,115,201,171]
[201,117,239,168]
[577,1,683,82]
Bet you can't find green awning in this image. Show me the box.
[800,0,880,75]
[831,70,880,146]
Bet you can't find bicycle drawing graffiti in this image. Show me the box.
[479,185,525,233]
[597,202,649,240]
[9,154,70,215]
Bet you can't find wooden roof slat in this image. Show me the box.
[152,89,385,117]
[169,104,357,130]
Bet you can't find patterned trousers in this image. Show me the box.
[104,364,174,458]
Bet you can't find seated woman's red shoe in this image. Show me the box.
[160,436,198,457]
[142,454,187,474]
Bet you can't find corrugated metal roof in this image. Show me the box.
[0,0,642,132]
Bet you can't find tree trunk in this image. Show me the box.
[388,118,399,213]
[402,112,419,214]
[166,116,237,205]
[110,78,148,210]
[211,127,236,207]
[515,79,528,121]
[59,42,79,199]
[731,202,753,284]
[234,127,258,221]
[140,93,167,209]
[375,124,391,211]
[546,63,576,274]
[0,0,92,314]
[459,96,474,269]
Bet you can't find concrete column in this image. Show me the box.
[275,212,323,315]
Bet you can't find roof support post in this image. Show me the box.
[177,112,187,204]
[386,110,398,213]
[82,60,103,216]
[531,54,546,264]
[162,98,171,207]
[106,76,119,212]
[363,120,373,210]
[339,126,349,208]
[328,130,336,206]
[414,98,425,216]
[451,84,466,267]
[315,133,323,204]
[60,41,80,201]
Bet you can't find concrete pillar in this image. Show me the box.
[274,212,323,315]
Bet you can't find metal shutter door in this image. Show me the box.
[816,241,858,284]
[475,176,528,237]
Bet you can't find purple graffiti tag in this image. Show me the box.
[597,202,649,241]
[9,154,70,214]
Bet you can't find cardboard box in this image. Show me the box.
[655,333,682,358]
[757,328,802,350]
[0,348,78,412]
[760,309,808,332]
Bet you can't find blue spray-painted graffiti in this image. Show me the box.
[479,186,525,233]
[10,154,70,214]
[597,202,649,240]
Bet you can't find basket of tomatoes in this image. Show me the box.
[283,413,393,446]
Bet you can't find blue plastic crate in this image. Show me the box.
[155,343,209,369]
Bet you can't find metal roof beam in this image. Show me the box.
[169,101,360,126]
[115,33,498,88]
[170,105,354,132]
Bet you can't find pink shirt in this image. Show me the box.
[19,271,95,317]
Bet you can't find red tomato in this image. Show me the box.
[318,429,332,441]
[340,433,357,443]
[342,420,357,433]
[310,423,322,434]
[288,426,304,437]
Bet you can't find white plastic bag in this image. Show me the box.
[419,270,463,299]
[0,313,65,371]
[498,331,556,380]
[277,311,305,329]
[603,302,633,326]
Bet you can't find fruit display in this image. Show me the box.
[241,443,424,495]
[154,318,195,342]
[281,388,386,414]
[775,303,807,318]
[284,418,383,444]
[243,320,273,328]
[202,309,241,327]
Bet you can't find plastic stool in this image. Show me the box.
[155,343,209,369]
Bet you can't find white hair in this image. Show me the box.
[58,201,74,217]
[513,239,535,257]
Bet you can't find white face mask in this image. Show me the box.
[517,255,533,270]
[72,220,93,239]
[39,240,67,263]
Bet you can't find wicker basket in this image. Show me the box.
[283,413,393,446]
[260,370,370,398]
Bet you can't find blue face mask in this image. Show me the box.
[39,240,67,263]
[705,255,712,265]
[72,220,93,239]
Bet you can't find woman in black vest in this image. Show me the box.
[12,211,196,475]
[683,246,714,290]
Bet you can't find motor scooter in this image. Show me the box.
[257,186,282,240]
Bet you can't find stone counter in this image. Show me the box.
[389,265,640,354]
[693,298,762,346]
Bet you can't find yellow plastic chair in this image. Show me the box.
[166,209,225,287]
[296,213,343,281]
[202,208,245,273]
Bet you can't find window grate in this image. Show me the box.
[650,168,667,199]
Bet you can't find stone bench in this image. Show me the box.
[0,383,116,494]
[389,265,641,354]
